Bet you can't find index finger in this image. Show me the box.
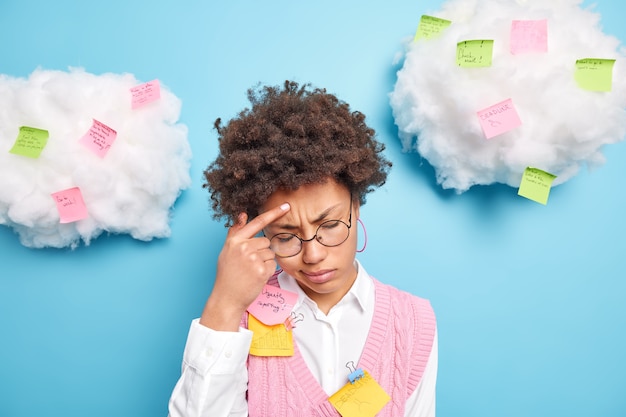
[239,203,291,238]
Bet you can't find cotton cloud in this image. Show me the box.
[390,0,626,193]
[0,68,191,248]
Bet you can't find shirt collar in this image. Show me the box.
[277,259,373,314]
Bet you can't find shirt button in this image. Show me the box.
[224,350,233,358]
[204,347,214,357]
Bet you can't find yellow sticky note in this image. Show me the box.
[575,58,616,92]
[518,167,557,205]
[329,371,390,417]
[414,15,451,42]
[248,314,293,357]
[457,40,494,67]
[9,126,49,158]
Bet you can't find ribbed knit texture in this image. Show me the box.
[245,273,436,417]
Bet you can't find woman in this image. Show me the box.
[168,81,437,417]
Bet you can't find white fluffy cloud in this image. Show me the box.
[0,68,191,248]
[390,0,626,193]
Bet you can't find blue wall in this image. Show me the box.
[1,1,625,416]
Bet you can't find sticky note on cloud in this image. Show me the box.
[457,40,494,68]
[414,15,451,42]
[51,187,89,223]
[477,98,522,139]
[510,19,548,55]
[518,167,557,205]
[131,79,161,109]
[79,119,117,158]
[9,126,49,158]
[575,58,616,92]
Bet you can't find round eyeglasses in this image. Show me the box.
[266,199,353,258]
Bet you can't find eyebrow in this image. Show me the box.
[271,203,343,231]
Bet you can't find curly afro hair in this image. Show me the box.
[203,80,392,224]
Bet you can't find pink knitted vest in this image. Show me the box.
[244,274,436,417]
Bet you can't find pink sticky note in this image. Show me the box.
[477,98,522,139]
[130,79,161,109]
[510,19,548,55]
[51,187,89,224]
[79,119,117,158]
[247,285,299,325]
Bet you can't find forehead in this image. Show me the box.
[261,180,350,227]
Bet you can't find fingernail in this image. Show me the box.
[280,203,290,211]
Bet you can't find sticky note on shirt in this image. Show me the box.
[510,19,548,54]
[9,126,49,158]
[131,79,161,109]
[51,187,89,223]
[574,58,616,92]
[414,15,451,42]
[329,370,390,417]
[248,314,294,357]
[518,167,557,205]
[477,98,522,139]
[247,284,298,325]
[457,40,494,67]
[79,119,117,158]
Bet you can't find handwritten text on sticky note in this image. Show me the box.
[518,167,557,205]
[248,314,294,357]
[457,40,493,67]
[329,370,391,417]
[510,19,548,55]
[9,126,49,158]
[51,187,89,223]
[131,79,161,109]
[414,15,451,42]
[80,119,117,158]
[477,98,522,139]
[575,58,615,92]
[247,285,298,325]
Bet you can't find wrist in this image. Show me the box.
[199,296,247,332]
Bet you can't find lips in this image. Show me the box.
[302,269,335,284]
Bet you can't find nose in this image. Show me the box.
[300,236,326,264]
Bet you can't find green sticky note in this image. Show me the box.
[518,167,557,205]
[574,58,616,92]
[457,40,494,67]
[414,15,451,42]
[9,126,49,158]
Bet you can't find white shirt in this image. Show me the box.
[168,261,438,417]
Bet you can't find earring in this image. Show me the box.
[356,218,367,253]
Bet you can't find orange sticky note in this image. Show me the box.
[248,314,294,357]
[51,187,89,223]
[130,79,160,109]
[329,370,390,417]
[477,98,522,139]
[247,284,298,325]
[79,119,117,158]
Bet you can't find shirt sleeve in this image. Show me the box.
[168,319,253,417]
[404,328,439,417]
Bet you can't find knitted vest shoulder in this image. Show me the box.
[244,273,436,417]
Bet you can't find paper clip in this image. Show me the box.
[283,312,304,331]
[346,361,364,384]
